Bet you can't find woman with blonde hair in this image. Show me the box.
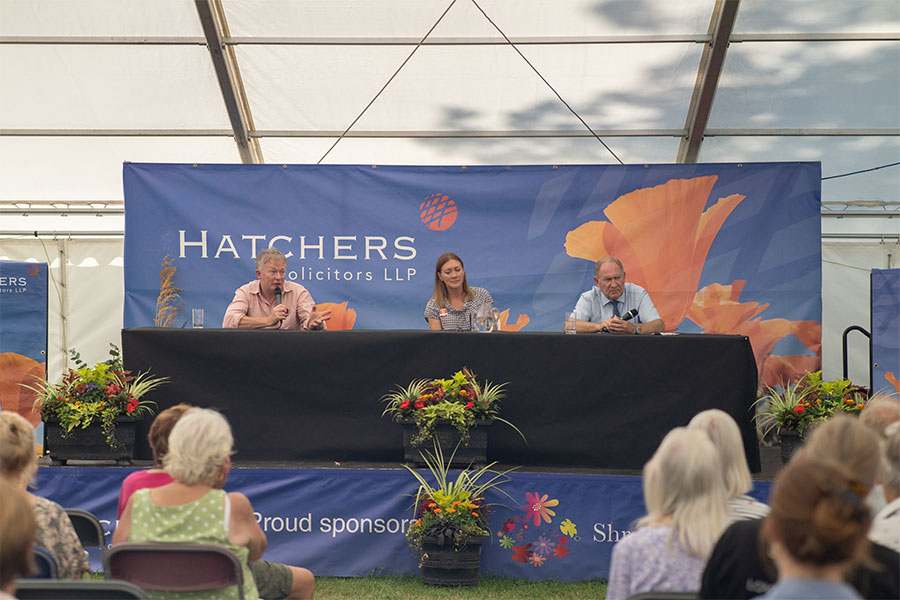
[0,478,38,599]
[113,408,266,599]
[606,427,727,600]
[0,411,88,579]
[688,409,769,520]
[424,252,493,331]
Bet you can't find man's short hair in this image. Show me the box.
[594,257,625,278]
[256,248,287,271]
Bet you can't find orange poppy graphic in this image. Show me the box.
[420,193,457,231]
[497,309,530,332]
[686,281,821,389]
[885,372,900,397]
[316,301,357,331]
[0,353,46,427]
[565,175,744,330]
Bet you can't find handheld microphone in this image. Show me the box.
[602,308,638,332]
[274,287,282,305]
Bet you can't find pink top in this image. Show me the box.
[117,470,174,518]
[222,280,316,330]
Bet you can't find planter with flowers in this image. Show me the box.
[754,370,869,464]
[381,367,523,467]
[404,441,515,586]
[23,345,168,465]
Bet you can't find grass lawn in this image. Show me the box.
[314,575,608,599]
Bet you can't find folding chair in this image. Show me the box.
[66,507,107,570]
[30,546,58,579]
[104,542,246,599]
[16,579,150,599]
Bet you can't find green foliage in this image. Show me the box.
[313,574,608,599]
[22,344,168,448]
[404,440,516,556]
[381,367,523,445]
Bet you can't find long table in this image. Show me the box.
[122,328,760,471]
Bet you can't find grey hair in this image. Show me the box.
[164,408,233,486]
[256,247,287,271]
[859,396,900,438]
[638,427,727,559]
[805,414,881,489]
[594,257,625,278]
[688,409,753,498]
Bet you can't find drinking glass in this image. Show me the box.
[191,308,204,329]
[564,311,576,334]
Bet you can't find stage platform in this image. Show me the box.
[35,446,778,582]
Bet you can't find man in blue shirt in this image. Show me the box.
[572,257,665,334]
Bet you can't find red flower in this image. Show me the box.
[126,404,136,413]
[414,400,425,408]
[512,543,534,564]
[552,544,570,559]
[400,400,410,409]
[793,405,806,414]
[503,518,516,532]
[465,402,474,410]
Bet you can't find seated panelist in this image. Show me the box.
[424,252,493,331]
[223,248,330,330]
[572,257,664,334]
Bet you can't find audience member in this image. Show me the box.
[0,478,37,599]
[0,411,88,579]
[859,396,900,512]
[700,415,900,599]
[116,405,314,600]
[606,427,727,600]
[755,455,871,599]
[869,422,900,553]
[689,409,769,521]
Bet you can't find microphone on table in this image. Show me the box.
[602,308,638,332]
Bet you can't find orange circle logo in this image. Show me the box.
[27,264,40,276]
[420,193,457,231]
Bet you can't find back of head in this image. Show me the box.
[881,423,900,496]
[688,409,752,498]
[148,404,194,465]
[766,454,870,567]
[804,414,881,490]
[859,396,900,438]
[0,477,36,588]
[163,408,233,486]
[641,427,727,558]
[0,412,36,480]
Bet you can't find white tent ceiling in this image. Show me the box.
[0,0,898,237]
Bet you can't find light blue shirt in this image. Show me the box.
[755,578,862,599]
[572,283,661,324]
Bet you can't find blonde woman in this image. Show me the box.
[689,409,769,521]
[606,427,727,600]
[0,412,88,579]
[0,478,37,599]
[424,252,493,331]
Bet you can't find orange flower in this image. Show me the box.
[886,372,900,396]
[416,519,421,527]
[497,309,530,332]
[314,301,357,331]
[0,352,46,427]
[472,512,479,517]
[433,508,442,514]
[565,175,745,330]
[762,356,823,389]
[448,508,456,513]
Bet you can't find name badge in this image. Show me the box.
[439,308,448,317]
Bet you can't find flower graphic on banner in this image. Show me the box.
[420,193,457,231]
[686,281,821,389]
[497,491,578,568]
[885,372,900,396]
[0,353,45,427]
[564,175,745,330]
[497,309,530,332]
[315,301,357,330]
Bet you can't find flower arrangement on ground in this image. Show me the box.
[753,370,869,437]
[381,367,523,445]
[24,344,168,448]
[404,441,516,555]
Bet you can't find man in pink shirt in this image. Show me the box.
[222,248,330,330]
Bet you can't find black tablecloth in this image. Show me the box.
[122,328,760,471]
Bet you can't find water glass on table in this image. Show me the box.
[564,311,576,334]
[191,308,204,329]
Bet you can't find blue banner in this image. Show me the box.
[0,260,48,440]
[871,269,900,397]
[35,466,771,581]
[123,163,821,388]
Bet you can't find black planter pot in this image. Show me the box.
[400,419,491,468]
[43,416,138,466]
[419,535,487,586]
[778,429,804,465]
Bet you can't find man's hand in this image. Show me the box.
[308,307,332,330]
[602,316,637,334]
[269,303,289,326]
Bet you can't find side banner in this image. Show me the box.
[35,466,771,581]
[124,162,821,388]
[0,260,48,443]
[871,268,900,397]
